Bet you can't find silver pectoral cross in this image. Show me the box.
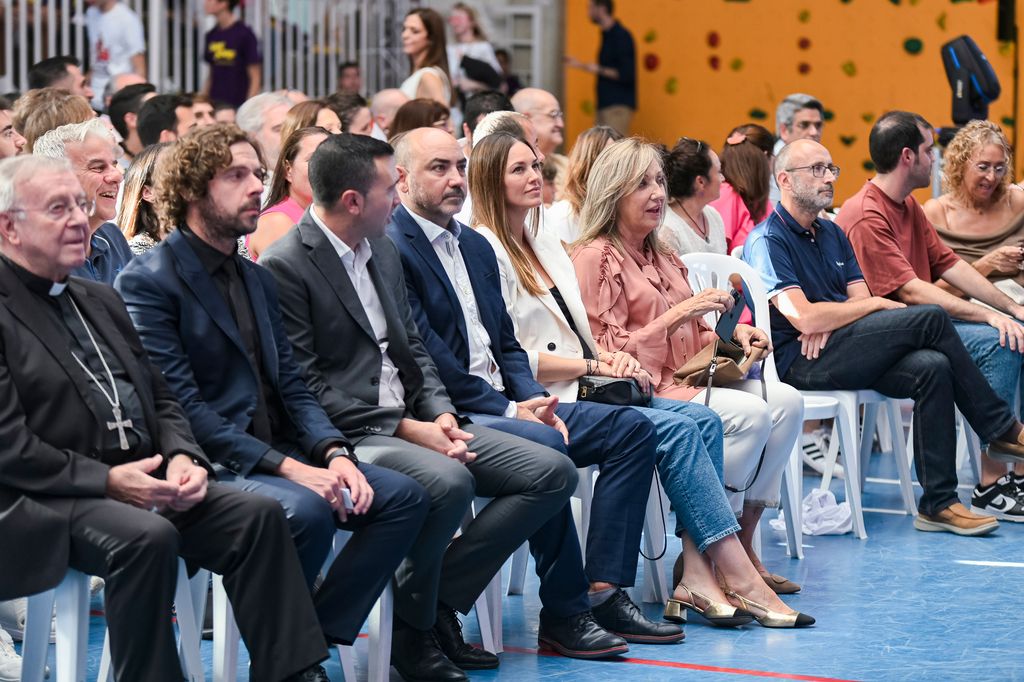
[107,405,134,451]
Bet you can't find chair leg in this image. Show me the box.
[22,588,56,682]
[174,561,204,682]
[472,582,496,654]
[859,403,880,491]
[641,474,670,604]
[212,574,239,682]
[335,644,357,682]
[886,401,917,515]
[54,571,89,682]
[367,582,394,682]
[780,441,804,559]
[505,543,529,596]
[836,395,867,539]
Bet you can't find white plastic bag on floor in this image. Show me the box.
[769,489,853,535]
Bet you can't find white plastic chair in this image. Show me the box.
[682,253,917,544]
[21,570,90,682]
[96,560,207,682]
[212,529,395,682]
[505,467,670,605]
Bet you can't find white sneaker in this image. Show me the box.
[0,598,55,643]
[801,430,844,479]
[0,627,21,682]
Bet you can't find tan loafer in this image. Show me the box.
[989,431,1024,464]
[762,573,801,594]
[913,502,999,536]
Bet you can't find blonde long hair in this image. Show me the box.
[469,132,544,295]
[574,137,668,255]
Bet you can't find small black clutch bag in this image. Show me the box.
[577,375,652,407]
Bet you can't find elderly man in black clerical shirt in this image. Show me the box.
[0,153,331,682]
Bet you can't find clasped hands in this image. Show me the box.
[396,414,477,463]
[106,453,208,513]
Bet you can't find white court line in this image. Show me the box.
[862,507,908,515]
[865,476,975,491]
[955,560,1024,569]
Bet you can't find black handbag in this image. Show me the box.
[577,375,652,407]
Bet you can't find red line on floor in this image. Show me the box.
[500,645,859,682]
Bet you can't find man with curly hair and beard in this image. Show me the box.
[114,124,429,669]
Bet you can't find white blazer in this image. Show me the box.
[476,223,598,403]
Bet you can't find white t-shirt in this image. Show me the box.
[85,2,145,109]
[660,204,728,257]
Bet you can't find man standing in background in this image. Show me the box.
[84,0,147,111]
[203,0,262,108]
[565,0,636,136]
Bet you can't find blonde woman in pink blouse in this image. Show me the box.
[572,138,804,601]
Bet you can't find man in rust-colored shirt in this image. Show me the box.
[838,110,1024,521]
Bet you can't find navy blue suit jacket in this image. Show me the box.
[115,229,348,477]
[385,204,545,416]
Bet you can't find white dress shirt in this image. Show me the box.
[310,207,406,408]
[406,208,517,418]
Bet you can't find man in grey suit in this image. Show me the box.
[260,134,631,681]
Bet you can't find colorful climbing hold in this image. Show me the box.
[999,42,1013,57]
[823,109,835,121]
[709,55,721,71]
[797,9,811,23]
[841,61,857,77]
[644,30,657,44]
[937,12,947,31]
[798,62,811,75]
[862,160,876,172]
[707,31,720,48]
[644,53,660,71]
[581,101,595,116]
[798,37,812,50]
[1002,116,1015,127]
[861,112,875,123]
[730,58,744,71]
[748,108,768,120]
[666,77,679,95]
[903,38,923,55]
[839,135,857,147]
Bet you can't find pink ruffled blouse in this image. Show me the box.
[571,236,716,401]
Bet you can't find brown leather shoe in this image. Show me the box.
[989,430,1024,463]
[761,573,801,594]
[913,502,999,536]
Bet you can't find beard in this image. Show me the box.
[196,193,260,242]
[790,180,833,215]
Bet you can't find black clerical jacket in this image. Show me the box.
[0,260,209,599]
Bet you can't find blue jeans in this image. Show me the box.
[953,320,1024,445]
[634,398,740,552]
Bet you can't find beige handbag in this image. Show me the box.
[673,338,766,391]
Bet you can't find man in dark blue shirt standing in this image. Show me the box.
[744,138,1024,537]
[565,0,636,136]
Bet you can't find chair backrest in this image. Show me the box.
[680,252,782,381]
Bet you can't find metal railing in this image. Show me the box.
[0,0,413,99]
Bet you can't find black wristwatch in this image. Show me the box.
[324,445,359,467]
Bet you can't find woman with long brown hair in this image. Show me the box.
[709,123,774,253]
[400,8,455,108]
[248,126,330,260]
[546,125,623,243]
[118,142,174,255]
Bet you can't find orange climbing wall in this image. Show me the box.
[564,0,1021,203]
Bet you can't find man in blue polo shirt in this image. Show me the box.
[745,138,1024,535]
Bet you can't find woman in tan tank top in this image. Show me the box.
[923,120,1024,302]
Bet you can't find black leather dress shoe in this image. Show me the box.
[282,664,330,682]
[592,588,685,643]
[391,623,468,682]
[537,609,629,659]
[434,605,499,669]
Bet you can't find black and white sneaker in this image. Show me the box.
[971,476,1024,522]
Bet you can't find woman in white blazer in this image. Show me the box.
[467,132,814,629]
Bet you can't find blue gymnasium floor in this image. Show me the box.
[22,452,1024,682]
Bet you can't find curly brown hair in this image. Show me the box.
[153,123,264,232]
[941,119,1013,203]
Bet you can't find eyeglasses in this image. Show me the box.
[540,110,564,121]
[9,197,95,221]
[786,163,840,179]
[974,162,1008,177]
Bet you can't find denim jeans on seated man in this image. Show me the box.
[952,320,1024,443]
[783,305,1018,517]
